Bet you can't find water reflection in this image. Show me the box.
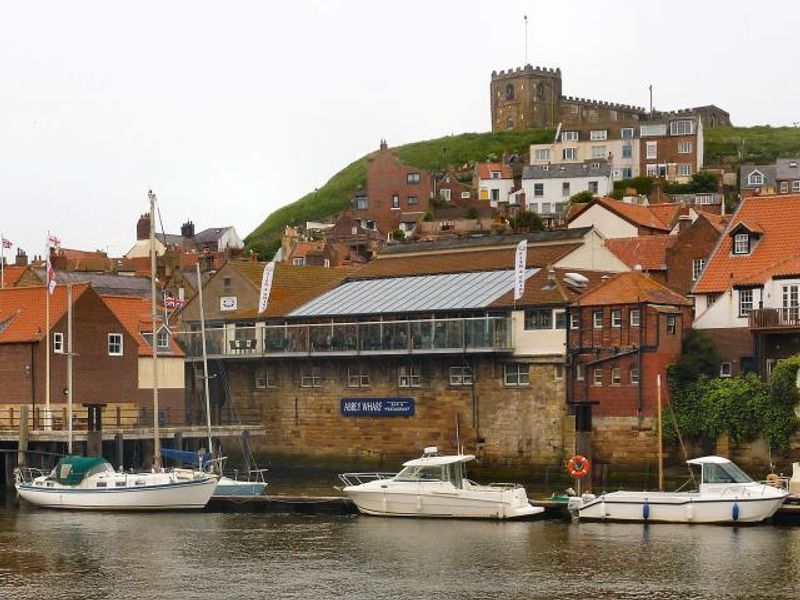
[1,500,799,600]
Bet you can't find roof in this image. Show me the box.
[604,236,677,271]
[522,161,612,180]
[571,271,691,307]
[101,295,184,357]
[0,284,90,343]
[477,162,513,180]
[490,268,615,308]
[1,265,28,287]
[289,269,540,317]
[698,212,729,233]
[568,197,673,232]
[402,454,476,467]
[289,241,326,260]
[775,159,800,181]
[195,226,233,244]
[693,194,800,293]
[29,269,152,297]
[380,229,592,255]
[739,165,777,189]
[686,456,732,466]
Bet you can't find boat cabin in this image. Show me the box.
[394,453,476,489]
[687,456,754,487]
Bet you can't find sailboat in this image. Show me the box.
[15,191,218,510]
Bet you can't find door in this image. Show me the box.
[782,285,799,323]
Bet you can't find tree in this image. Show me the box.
[465,207,479,219]
[509,210,543,232]
[670,329,720,385]
[422,211,434,222]
[569,190,595,204]
[391,228,405,241]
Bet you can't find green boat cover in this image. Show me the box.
[51,455,110,485]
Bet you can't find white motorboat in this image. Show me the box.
[339,447,543,519]
[15,455,218,510]
[571,456,788,524]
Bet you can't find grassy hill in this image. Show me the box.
[245,129,555,256]
[246,126,800,257]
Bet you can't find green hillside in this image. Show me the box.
[245,129,555,257]
[704,126,800,167]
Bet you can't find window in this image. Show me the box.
[347,367,370,388]
[542,202,552,214]
[793,181,800,192]
[534,149,550,161]
[782,284,799,320]
[407,196,418,205]
[292,257,305,266]
[490,189,500,203]
[588,181,599,194]
[53,332,64,354]
[678,141,692,154]
[533,183,544,197]
[593,311,603,329]
[738,289,754,317]
[440,188,451,201]
[641,124,667,137]
[460,191,471,199]
[254,366,276,389]
[733,233,750,255]
[630,365,640,384]
[554,365,564,380]
[555,310,567,329]
[720,362,732,378]
[611,367,621,386]
[300,366,322,388]
[490,171,501,179]
[590,129,608,141]
[525,308,553,330]
[108,333,123,356]
[666,314,677,335]
[747,172,764,186]
[611,309,622,328]
[670,119,694,135]
[323,258,331,268]
[504,363,530,386]
[407,173,421,184]
[561,131,579,142]
[622,167,633,179]
[780,182,789,194]
[621,128,634,139]
[570,313,581,329]
[678,164,692,176]
[506,117,514,129]
[355,196,368,210]
[399,364,421,388]
[562,148,577,160]
[223,277,232,293]
[576,364,585,381]
[646,164,658,177]
[449,366,473,387]
[157,328,169,349]
[391,195,400,209]
[622,144,633,159]
[592,368,603,387]
[505,83,514,100]
[591,145,606,159]
[646,141,658,160]
[562,182,571,197]
[692,258,706,281]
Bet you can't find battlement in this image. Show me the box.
[561,95,646,113]
[491,64,561,79]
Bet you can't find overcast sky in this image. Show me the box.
[1,0,797,260]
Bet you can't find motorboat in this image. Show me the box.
[15,455,218,510]
[570,455,788,524]
[339,447,543,519]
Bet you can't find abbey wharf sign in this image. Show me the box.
[340,398,415,417]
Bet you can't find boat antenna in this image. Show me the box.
[196,262,214,469]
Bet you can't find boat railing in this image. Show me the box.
[338,472,396,487]
[481,481,525,490]
[14,467,47,485]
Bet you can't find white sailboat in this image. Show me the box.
[15,191,217,510]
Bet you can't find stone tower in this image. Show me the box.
[490,65,562,132]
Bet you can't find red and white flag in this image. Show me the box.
[47,233,62,248]
[1,237,11,249]
[165,295,185,310]
[46,262,57,294]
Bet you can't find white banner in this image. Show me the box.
[513,239,527,301]
[257,262,276,314]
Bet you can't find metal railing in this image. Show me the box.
[176,316,513,359]
[749,308,800,329]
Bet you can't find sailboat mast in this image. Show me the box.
[657,373,664,491]
[196,262,214,458]
[67,283,73,454]
[149,190,161,470]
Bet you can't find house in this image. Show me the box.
[522,161,612,221]
[530,126,640,180]
[664,212,729,296]
[476,162,514,207]
[639,114,703,182]
[17,269,153,298]
[604,236,677,285]
[739,164,777,198]
[692,194,800,378]
[567,196,679,238]
[437,171,477,203]
[567,271,692,464]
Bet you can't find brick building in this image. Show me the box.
[567,197,679,238]
[639,114,704,183]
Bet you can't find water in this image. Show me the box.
[2,489,800,599]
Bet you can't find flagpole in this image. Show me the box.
[45,233,51,431]
[67,283,74,454]
[1,234,5,289]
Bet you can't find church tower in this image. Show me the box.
[490,65,562,132]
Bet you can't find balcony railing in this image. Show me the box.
[176,316,513,359]
[749,308,800,330]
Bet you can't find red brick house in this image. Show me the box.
[664,212,728,296]
[567,271,692,418]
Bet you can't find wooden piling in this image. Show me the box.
[17,405,29,469]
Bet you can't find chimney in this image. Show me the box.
[50,247,67,271]
[136,213,150,241]
[198,250,215,273]
[181,219,195,239]
[677,214,693,233]
[379,139,388,151]
[650,178,667,204]
[15,248,28,267]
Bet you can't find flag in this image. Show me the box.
[1,237,11,249]
[165,295,184,310]
[257,262,276,314]
[47,262,57,294]
[513,239,527,301]
[47,233,61,248]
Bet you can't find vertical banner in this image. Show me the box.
[514,239,527,301]
[257,262,276,314]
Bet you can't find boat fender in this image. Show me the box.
[600,499,607,519]
[732,501,740,522]
[567,455,591,479]
[686,499,694,522]
[643,499,650,520]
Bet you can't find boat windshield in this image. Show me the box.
[702,461,753,484]
[395,466,442,482]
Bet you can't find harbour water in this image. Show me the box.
[2,482,800,600]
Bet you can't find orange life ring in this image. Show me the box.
[567,455,590,478]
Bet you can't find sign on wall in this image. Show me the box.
[341,397,415,417]
[220,296,238,311]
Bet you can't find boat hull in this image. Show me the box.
[213,477,268,497]
[16,476,218,511]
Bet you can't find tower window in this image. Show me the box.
[506,117,514,129]
[505,83,514,100]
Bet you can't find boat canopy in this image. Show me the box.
[402,454,476,467]
[161,448,212,468]
[686,456,732,466]
[51,456,112,485]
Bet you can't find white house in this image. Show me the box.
[521,161,612,220]
[530,127,641,180]
[566,196,676,239]
[476,162,514,207]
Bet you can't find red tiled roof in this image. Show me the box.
[569,197,673,232]
[1,266,28,287]
[491,268,615,308]
[604,236,677,271]
[0,284,90,343]
[648,203,683,229]
[699,212,729,233]
[101,295,183,357]
[693,195,800,293]
[477,162,513,180]
[289,241,325,260]
[572,271,691,307]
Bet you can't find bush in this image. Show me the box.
[509,210,543,232]
[569,190,595,204]
[465,207,479,219]
[391,228,405,241]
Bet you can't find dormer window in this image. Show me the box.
[491,171,501,179]
[733,233,751,255]
[747,171,764,186]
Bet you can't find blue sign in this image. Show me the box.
[341,397,415,417]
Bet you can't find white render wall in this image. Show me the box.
[511,310,567,357]
[694,288,763,329]
[567,203,638,239]
[530,139,640,180]
[478,177,514,207]
[553,230,630,272]
[521,175,611,214]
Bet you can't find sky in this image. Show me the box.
[1,0,797,260]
